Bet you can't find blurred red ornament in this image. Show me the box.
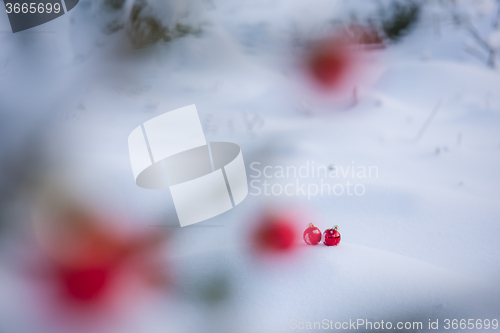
[34,207,168,306]
[305,25,381,94]
[303,223,322,245]
[308,42,352,90]
[323,225,341,246]
[59,266,110,302]
[253,216,296,253]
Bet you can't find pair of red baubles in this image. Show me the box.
[303,223,341,246]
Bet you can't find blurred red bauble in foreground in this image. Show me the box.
[33,206,168,307]
[303,223,322,245]
[253,215,297,253]
[59,265,111,302]
[323,226,341,246]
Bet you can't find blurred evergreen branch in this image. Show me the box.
[100,0,202,49]
[381,1,421,42]
[103,0,126,10]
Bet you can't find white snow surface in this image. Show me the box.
[0,0,499,332]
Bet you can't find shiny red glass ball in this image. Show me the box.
[323,227,341,246]
[303,223,322,245]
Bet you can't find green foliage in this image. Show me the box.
[381,1,421,41]
[102,0,126,10]
[127,0,201,49]
[128,1,166,49]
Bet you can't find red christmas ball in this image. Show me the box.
[254,217,296,253]
[58,264,113,302]
[303,223,322,245]
[309,46,349,89]
[323,226,341,246]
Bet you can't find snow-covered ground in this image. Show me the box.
[0,0,499,332]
